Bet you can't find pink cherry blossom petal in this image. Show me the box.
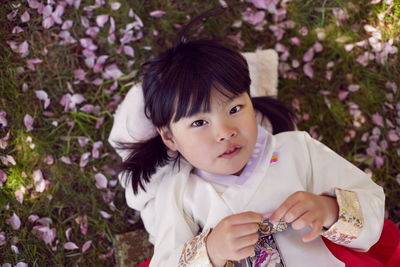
[18,41,29,57]
[80,16,90,28]
[0,111,7,128]
[82,240,92,253]
[24,114,34,131]
[70,95,84,108]
[77,136,90,147]
[299,26,308,36]
[372,113,384,127]
[92,141,103,159]
[74,68,88,82]
[110,2,121,10]
[11,245,20,254]
[28,214,39,223]
[52,5,64,24]
[96,14,109,27]
[80,104,95,113]
[7,10,18,21]
[73,0,81,9]
[150,10,166,18]
[303,63,313,79]
[95,173,108,189]
[61,156,72,164]
[289,37,301,46]
[35,90,48,101]
[0,232,5,246]
[33,169,46,192]
[95,116,104,129]
[62,20,73,30]
[388,130,399,142]
[242,8,265,25]
[109,180,118,187]
[348,84,360,92]
[104,64,124,80]
[100,210,112,219]
[42,17,55,29]
[7,212,21,230]
[64,242,79,250]
[344,44,354,52]
[28,0,41,9]
[85,26,99,38]
[123,45,134,57]
[375,155,384,168]
[21,11,30,23]
[313,42,323,53]
[65,227,72,240]
[12,26,24,33]
[14,185,26,204]
[0,169,7,187]
[27,58,43,71]
[249,0,278,12]
[79,152,91,167]
[338,91,349,100]
[385,81,397,93]
[302,47,314,62]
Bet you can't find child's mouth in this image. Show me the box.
[220,146,241,159]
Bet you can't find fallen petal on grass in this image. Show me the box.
[24,114,34,131]
[64,242,79,250]
[82,240,92,253]
[7,212,21,230]
[99,210,112,219]
[150,10,166,18]
[95,173,108,189]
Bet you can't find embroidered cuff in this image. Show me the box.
[321,188,364,245]
[178,228,213,267]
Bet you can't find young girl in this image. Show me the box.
[109,24,385,267]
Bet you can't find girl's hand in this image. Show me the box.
[205,211,263,267]
[269,191,339,242]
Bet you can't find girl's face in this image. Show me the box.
[158,90,258,176]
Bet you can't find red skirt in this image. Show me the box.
[138,219,400,267]
[323,219,400,267]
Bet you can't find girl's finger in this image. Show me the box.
[234,245,257,261]
[229,211,263,225]
[302,219,324,242]
[230,223,260,238]
[291,210,318,230]
[270,192,304,223]
[282,201,313,224]
[235,233,259,249]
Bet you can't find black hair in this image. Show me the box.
[118,8,294,195]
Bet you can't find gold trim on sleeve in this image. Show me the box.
[178,228,213,266]
[321,188,364,244]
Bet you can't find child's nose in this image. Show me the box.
[216,123,237,142]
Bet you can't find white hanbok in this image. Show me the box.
[113,126,384,267]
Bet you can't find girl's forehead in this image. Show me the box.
[211,90,241,105]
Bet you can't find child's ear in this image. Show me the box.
[156,127,177,151]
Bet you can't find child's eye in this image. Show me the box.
[230,105,242,114]
[191,120,208,127]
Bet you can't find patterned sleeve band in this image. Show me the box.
[178,228,213,267]
[321,188,364,245]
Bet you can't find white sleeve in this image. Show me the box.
[302,131,385,251]
[144,163,213,267]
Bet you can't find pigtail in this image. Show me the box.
[252,96,295,134]
[174,6,226,47]
[117,135,172,195]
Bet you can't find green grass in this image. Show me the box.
[1,0,399,265]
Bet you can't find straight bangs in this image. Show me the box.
[152,40,251,125]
